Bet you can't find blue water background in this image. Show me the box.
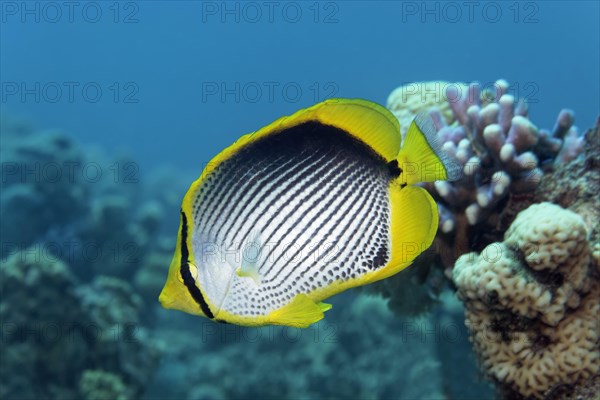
[2,2,600,399]
[2,1,598,173]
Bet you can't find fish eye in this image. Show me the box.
[177,262,199,283]
[188,263,199,280]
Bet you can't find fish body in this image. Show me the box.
[159,99,456,327]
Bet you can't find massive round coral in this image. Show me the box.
[453,202,599,398]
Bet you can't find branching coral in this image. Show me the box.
[452,202,599,398]
[370,80,587,318]
[426,81,585,272]
[387,80,585,273]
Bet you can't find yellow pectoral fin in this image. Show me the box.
[318,302,332,312]
[366,185,438,284]
[268,294,329,328]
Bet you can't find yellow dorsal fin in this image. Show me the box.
[305,98,401,161]
[366,185,438,283]
[183,99,403,214]
[239,98,401,162]
[268,294,329,328]
[397,112,460,185]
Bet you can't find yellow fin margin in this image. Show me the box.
[309,98,401,161]
[364,185,438,283]
[228,98,401,164]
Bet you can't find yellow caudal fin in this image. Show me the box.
[268,294,330,328]
[366,185,438,283]
[396,112,460,185]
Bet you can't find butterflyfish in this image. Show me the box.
[159,99,458,328]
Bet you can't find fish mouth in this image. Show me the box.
[158,274,204,316]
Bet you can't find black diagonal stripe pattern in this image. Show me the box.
[227,150,335,251]
[268,163,376,285]
[205,154,290,236]
[260,159,361,279]
[337,186,387,271]
[197,155,275,230]
[251,154,352,276]
[219,150,328,245]
[211,154,293,240]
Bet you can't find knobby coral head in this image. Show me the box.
[452,202,599,399]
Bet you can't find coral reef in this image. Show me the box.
[362,248,447,317]
[79,370,133,400]
[371,80,587,319]
[388,80,585,272]
[383,83,597,398]
[0,247,161,399]
[133,247,173,304]
[0,246,85,400]
[386,81,466,137]
[0,114,184,297]
[533,120,600,266]
[150,294,451,400]
[453,202,599,398]
[3,89,592,400]
[1,114,89,248]
[426,80,585,272]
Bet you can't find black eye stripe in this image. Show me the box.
[179,210,214,319]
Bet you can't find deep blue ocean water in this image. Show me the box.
[1,2,599,400]
[2,1,599,173]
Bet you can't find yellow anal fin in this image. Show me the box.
[366,185,438,283]
[397,112,460,185]
[268,294,329,328]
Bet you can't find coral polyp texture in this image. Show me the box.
[452,202,599,399]
[387,80,585,272]
[386,81,466,137]
[533,121,600,269]
[0,246,160,399]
